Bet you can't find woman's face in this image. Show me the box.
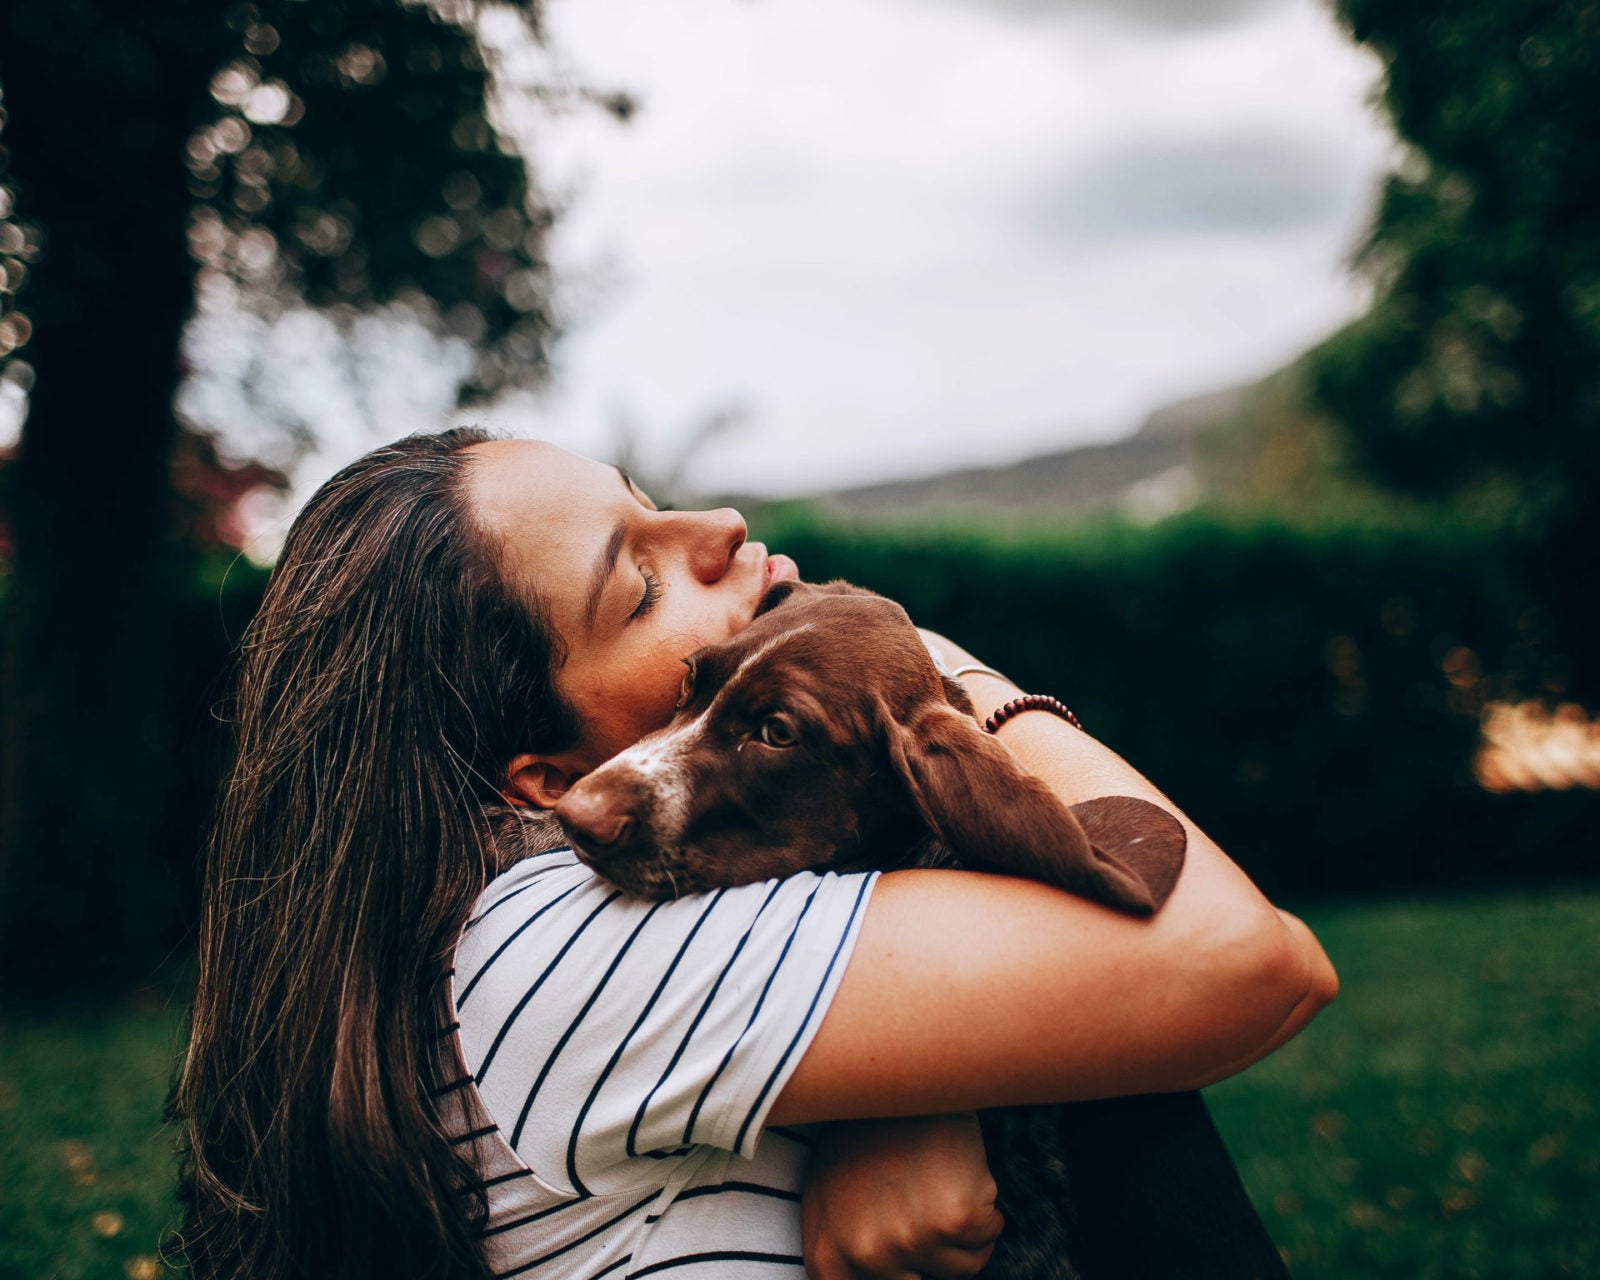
[467,439,798,793]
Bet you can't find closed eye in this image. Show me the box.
[631,569,663,620]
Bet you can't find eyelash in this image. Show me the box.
[631,569,663,620]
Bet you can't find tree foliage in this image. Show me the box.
[0,0,596,993]
[1314,0,1600,502]
[1310,0,1600,700]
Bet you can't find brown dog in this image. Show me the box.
[554,579,1186,917]
[550,580,1275,1280]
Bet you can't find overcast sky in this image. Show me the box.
[480,0,1394,497]
[2,0,1395,520]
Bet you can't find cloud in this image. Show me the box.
[1029,132,1365,240]
[945,0,1285,34]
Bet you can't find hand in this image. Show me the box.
[801,1114,1004,1280]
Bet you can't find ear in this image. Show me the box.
[939,674,975,715]
[503,753,585,810]
[884,704,1185,915]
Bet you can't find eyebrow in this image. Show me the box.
[580,466,646,633]
[584,519,629,634]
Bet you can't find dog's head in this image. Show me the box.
[554,579,1184,913]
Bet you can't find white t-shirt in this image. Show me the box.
[446,844,879,1279]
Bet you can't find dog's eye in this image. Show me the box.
[757,715,797,748]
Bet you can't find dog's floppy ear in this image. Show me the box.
[885,703,1185,915]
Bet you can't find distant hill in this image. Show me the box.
[728,385,1247,525]
[728,363,1400,527]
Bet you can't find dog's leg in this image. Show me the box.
[1052,1091,1291,1280]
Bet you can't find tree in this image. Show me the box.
[0,0,610,993]
[1311,0,1600,700]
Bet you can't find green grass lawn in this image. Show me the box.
[0,987,185,1280]
[3,889,1597,1279]
[1208,888,1600,1279]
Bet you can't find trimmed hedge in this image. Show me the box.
[8,511,1593,935]
[749,505,1600,899]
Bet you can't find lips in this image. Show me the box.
[765,553,799,586]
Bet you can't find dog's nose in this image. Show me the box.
[554,786,635,857]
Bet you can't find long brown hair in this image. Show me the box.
[169,428,578,1280]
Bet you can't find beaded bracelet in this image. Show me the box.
[983,694,1084,735]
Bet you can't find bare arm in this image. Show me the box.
[770,644,1336,1125]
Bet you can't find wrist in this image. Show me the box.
[958,671,1023,722]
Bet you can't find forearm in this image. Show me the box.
[773,647,1337,1123]
[955,662,1337,1078]
[959,666,1304,987]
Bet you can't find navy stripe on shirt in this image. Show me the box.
[489,1191,657,1279]
[474,890,621,1081]
[733,873,873,1151]
[627,1251,807,1277]
[565,890,729,1183]
[464,849,581,930]
[626,880,784,1157]
[643,1182,800,1223]
[457,879,583,1009]
[480,1193,594,1239]
[480,1168,534,1190]
[509,900,667,1161]
[683,880,823,1147]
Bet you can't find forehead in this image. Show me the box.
[464,438,624,613]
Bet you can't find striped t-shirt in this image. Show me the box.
[447,844,879,1279]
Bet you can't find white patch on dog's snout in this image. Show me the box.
[589,715,705,843]
[577,621,816,856]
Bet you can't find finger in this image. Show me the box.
[806,1240,921,1280]
[944,1203,1005,1250]
[917,1238,999,1280]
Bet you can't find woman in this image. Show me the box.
[171,427,1336,1280]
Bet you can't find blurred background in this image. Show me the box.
[1,0,1596,1276]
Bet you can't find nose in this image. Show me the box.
[682,507,747,584]
[554,784,635,859]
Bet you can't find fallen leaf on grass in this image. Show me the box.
[1385,1186,1415,1210]
[60,1139,97,1186]
[1527,1133,1566,1166]
[1440,1187,1478,1217]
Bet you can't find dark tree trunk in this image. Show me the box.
[0,5,216,994]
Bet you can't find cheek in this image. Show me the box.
[607,637,701,740]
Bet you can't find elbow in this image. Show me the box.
[1200,905,1324,1056]
[1306,929,1340,1010]
[1279,907,1339,1017]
